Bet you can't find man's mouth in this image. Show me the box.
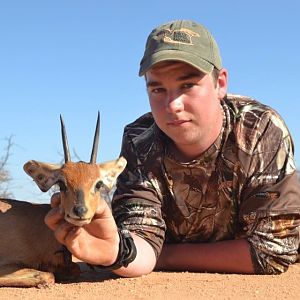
[167,119,190,126]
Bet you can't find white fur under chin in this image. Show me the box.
[65,216,92,227]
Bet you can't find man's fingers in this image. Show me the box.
[54,222,77,245]
[50,192,61,208]
[44,207,64,231]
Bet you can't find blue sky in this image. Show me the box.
[1,0,299,202]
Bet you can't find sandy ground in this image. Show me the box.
[0,261,300,300]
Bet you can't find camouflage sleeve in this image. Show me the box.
[111,132,166,259]
[239,110,300,274]
[247,212,300,274]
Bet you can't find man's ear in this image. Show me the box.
[23,160,61,192]
[98,156,127,189]
[217,68,228,99]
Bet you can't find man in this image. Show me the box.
[46,20,300,276]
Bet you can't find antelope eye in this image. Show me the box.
[57,180,66,192]
[95,180,104,190]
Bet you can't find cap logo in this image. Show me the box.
[157,28,199,45]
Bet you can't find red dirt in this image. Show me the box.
[0,261,299,299]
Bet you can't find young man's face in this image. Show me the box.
[145,61,227,159]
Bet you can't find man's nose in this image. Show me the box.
[166,94,184,113]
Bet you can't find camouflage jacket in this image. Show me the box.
[112,94,300,274]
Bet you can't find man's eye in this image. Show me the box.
[182,83,194,89]
[151,88,165,94]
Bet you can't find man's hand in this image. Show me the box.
[44,193,119,266]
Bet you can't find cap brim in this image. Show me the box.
[139,49,214,76]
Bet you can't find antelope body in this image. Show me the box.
[0,114,126,287]
[0,199,77,287]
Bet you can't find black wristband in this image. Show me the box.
[96,225,137,271]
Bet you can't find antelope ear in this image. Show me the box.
[99,156,127,189]
[23,160,62,192]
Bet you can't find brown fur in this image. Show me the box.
[0,199,79,287]
[61,162,100,190]
[0,157,126,287]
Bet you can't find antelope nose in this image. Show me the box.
[73,205,88,218]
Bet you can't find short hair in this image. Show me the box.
[211,68,220,87]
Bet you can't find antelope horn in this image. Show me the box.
[60,115,71,163]
[90,111,100,163]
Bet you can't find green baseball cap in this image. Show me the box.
[139,20,222,76]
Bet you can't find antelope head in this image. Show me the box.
[23,113,126,226]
